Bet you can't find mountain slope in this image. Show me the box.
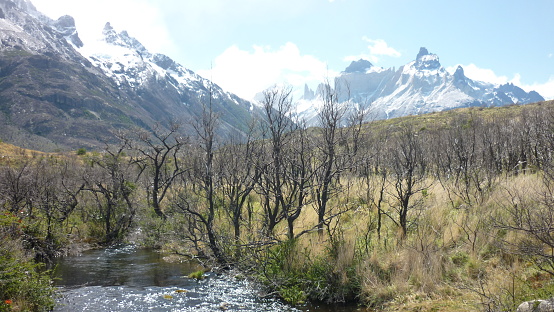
[0,0,257,151]
[299,47,544,122]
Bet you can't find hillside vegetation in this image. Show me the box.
[2,97,554,311]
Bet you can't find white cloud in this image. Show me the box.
[363,37,402,57]
[31,0,175,55]
[199,43,334,100]
[521,78,554,100]
[345,38,401,63]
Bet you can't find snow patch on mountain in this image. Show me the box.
[76,22,242,106]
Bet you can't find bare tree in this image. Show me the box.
[256,86,295,237]
[217,122,261,257]
[31,157,83,243]
[494,179,554,276]
[313,79,362,235]
[0,152,35,214]
[282,117,316,239]
[434,114,492,207]
[82,143,138,244]
[174,100,225,263]
[386,124,429,238]
[359,130,389,241]
[0,155,84,260]
[133,123,187,219]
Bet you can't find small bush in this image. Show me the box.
[76,148,87,155]
[255,238,360,305]
[279,285,307,305]
[188,270,205,280]
[451,251,469,266]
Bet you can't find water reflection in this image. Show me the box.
[54,246,199,288]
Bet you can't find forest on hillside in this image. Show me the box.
[2,88,554,311]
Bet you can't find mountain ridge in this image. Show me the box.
[299,47,544,122]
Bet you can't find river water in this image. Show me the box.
[53,246,361,312]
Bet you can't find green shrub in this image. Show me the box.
[76,148,87,155]
[451,251,469,266]
[0,254,55,311]
[188,270,205,280]
[254,238,360,305]
[0,213,56,311]
[279,285,307,305]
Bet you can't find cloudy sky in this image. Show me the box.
[32,0,554,100]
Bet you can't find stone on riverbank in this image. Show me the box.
[517,298,554,312]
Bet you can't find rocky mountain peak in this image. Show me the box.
[52,15,83,48]
[344,59,373,73]
[414,47,441,70]
[453,65,465,81]
[303,84,316,100]
[416,47,430,60]
[0,1,261,151]
[53,15,76,29]
[102,21,114,34]
[102,22,148,55]
[152,53,177,71]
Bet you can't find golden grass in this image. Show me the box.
[0,141,44,158]
[269,172,551,310]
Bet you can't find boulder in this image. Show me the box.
[517,298,554,312]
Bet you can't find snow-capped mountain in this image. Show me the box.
[0,0,257,151]
[80,21,256,130]
[299,47,544,122]
[86,22,228,99]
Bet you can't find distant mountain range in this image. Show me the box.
[0,0,545,151]
[298,47,544,122]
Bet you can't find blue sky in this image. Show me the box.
[33,0,554,100]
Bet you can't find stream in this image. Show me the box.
[53,246,361,312]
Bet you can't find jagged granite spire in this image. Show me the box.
[453,65,465,81]
[416,47,430,60]
[414,47,440,70]
[102,22,148,55]
[303,84,315,100]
